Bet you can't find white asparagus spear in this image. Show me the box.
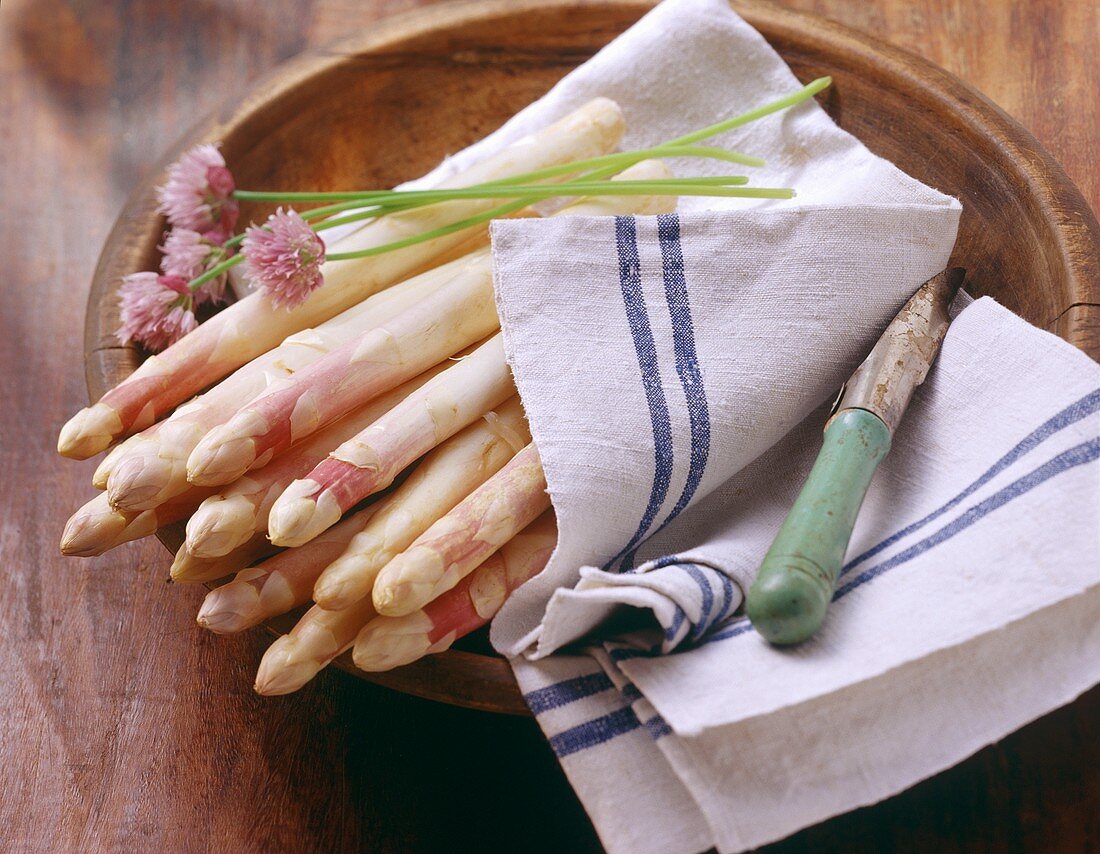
[65,353,447,559]
[196,505,378,634]
[312,395,530,609]
[186,259,500,487]
[60,488,213,557]
[353,511,556,671]
[184,158,676,489]
[92,435,142,489]
[255,506,556,693]
[267,334,515,548]
[253,598,377,696]
[372,443,550,616]
[105,251,477,512]
[58,98,624,459]
[183,363,448,558]
[169,534,276,584]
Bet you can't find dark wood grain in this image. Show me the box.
[4,0,1098,851]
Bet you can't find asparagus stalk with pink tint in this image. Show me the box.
[372,442,550,616]
[354,511,556,671]
[196,506,378,634]
[312,395,531,610]
[183,158,675,489]
[183,365,447,558]
[186,254,501,487]
[59,487,214,557]
[105,252,477,512]
[253,597,378,696]
[267,334,515,548]
[170,534,276,584]
[57,98,625,459]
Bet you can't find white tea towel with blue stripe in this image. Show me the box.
[472,0,963,652]
[388,0,1099,850]
[505,293,1100,853]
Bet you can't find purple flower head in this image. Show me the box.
[241,208,326,309]
[160,228,231,305]
[156,143,240,237]
[116,272,197,352]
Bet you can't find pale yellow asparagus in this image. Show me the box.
[170,534,276,584]
[183,364,448,558]
[57,98,625,459]
[258,161,677,545]
[196,505,378,634]
[354,511,556,671]
[313,395,531,610]
[184,158,675,489]
[186,258,501,487]
[92,435,142,489]
[253,597,377,696]
[266,333,515,548]
[60,488,213,557]
[105,251,477,512]
[373,442,550,616]
[533,156,679,218]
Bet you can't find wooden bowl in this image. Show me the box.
[85,0,1100,716]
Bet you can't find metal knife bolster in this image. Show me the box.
[830,267,965,434]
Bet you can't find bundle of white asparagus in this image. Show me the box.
[57,99,684,693]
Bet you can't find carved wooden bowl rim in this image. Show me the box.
[84,0,1100,715]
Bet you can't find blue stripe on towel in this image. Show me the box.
[603,216,675,571]
[549,706,673,757]
[535,410,1100,748]
[650,556,740,645]
[843,386,1100,574]
[707,620,755,643]
[623,215,711,569]
[717,572,737,621]
[549,706,642,757]
[610,645,662,663]
[705,436,1100,644]
[644,714,674,740]
[665,605,687,642]
[835,436,1100,596]
[550,437,1100,756]
[680,563,715,641]
[524,672,615,715]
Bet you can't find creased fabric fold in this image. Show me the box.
[391,0,1100,850]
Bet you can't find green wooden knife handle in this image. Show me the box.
[746,408,892,645]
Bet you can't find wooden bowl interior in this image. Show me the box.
[86,0,1100,715]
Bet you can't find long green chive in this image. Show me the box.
[196,79,830,290]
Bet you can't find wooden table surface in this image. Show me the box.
[1,0,1096,850]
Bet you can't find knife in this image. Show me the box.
[746,267,966,645]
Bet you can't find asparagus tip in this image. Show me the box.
[197,583,261,634]
[170,546,225,584]
[57,403,122,460]
[186,497,256,559]
[352,616,434,672]
[186,429,257,487]
[106,454,179,511]
[59,500,127,557]
[372,578,435,618]
[254,636,319,696]
[268,479,339,547]
[312,569,358,611]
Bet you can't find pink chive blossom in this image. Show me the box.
[116,272,197,352]
[159,228,230,305]
[241,208,326,308]
[156,143,239,238]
